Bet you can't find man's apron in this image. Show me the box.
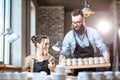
[73,31,95,76]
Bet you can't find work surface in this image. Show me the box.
[64,63,111,69]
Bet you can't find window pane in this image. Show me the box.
[0,0,4,62]
[4,0,11,64]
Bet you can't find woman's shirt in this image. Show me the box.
[22,52,55,72]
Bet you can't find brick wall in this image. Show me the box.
[116,0,120,26]
[37,6,64,64]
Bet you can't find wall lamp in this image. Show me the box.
[52,41,61,52]
[82,0,94,17]
[0,28,20,43]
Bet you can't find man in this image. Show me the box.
[59,9,110,76]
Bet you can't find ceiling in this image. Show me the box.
[36,0,113,11]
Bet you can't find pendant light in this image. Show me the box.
[82,0,94,17]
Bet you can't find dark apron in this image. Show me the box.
[73,31,95,76]
[33,60,50,75]
[74,40,94,58]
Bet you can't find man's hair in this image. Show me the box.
[71,9,84,17]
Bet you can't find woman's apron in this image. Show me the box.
[33,60,50,75]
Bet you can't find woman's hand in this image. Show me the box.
[48,63,55,72]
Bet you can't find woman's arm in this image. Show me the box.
[22,56,31,72]
[47,53,55,72]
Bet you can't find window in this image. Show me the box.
[0,0,11,64]
[0,0,4,63]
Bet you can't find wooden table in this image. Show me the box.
[64,63,111,69]
[0,64,22,72]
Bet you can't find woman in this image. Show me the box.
[22,34,55,74]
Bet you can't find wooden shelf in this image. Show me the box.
[64,63,111,69]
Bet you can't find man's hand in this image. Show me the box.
[59,55,66,64]
[103,51,110,63]
[103,51,110,59]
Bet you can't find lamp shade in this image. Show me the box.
[0,28,20,43]
[82,0,94,17]
[7,32,20,43]
[52,41,61,52]
[82,7,94,17]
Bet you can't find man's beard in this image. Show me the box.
[74,24,85,35]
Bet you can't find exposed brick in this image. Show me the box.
[37,6,64,64]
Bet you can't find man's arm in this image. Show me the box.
[91,28,110,60]
[59,33,72,62]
